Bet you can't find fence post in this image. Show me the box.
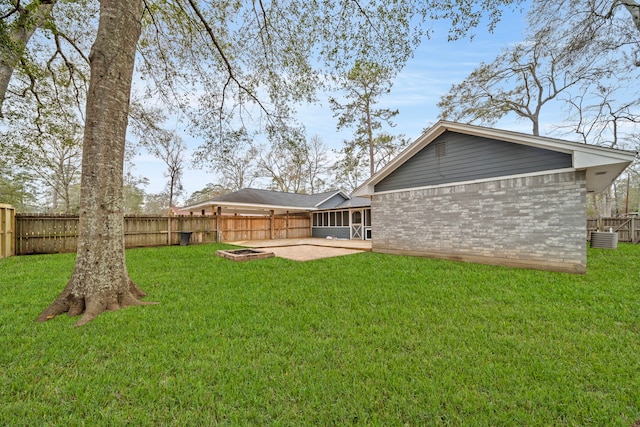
[215,206,221,242]
[167,216,171,246]
[0,204,15,259]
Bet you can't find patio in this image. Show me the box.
[227,238,372,261]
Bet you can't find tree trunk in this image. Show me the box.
[366,99,375,177]
[37,0,155,326]
[620,0,640,33]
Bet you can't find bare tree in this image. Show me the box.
[185,183,227,205]
[331,143,368,194]
[438,25,611,136]
[258,139,308,193]
[523,1,640,216]
[305,135,330,194]
[255,133,332,194]
[1,60,84,213]
[147,130,186,209]
[555,82,640,148]
[528,0,640,65]
[194,129,260,191]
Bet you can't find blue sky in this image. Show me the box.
[134,7,532,199]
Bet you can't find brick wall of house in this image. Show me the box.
[372,170,587,273]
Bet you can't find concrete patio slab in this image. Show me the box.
[226,238,371,261]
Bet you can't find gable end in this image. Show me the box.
[317,193,349,209]
[374,131,572,192]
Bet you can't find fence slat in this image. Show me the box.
[586,217,640,243]
[13,213,311,255]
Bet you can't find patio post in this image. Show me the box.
[270,209,275,239]
[216,206,221,242]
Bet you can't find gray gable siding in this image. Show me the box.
[317,193,348,209]
[374,131,573,192]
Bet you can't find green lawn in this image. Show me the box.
[1,243,639,426]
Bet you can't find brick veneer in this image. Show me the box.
[372,171,587,273]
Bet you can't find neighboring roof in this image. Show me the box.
[353,120,637,196]
[211,188,344,208]
[181,188,369,215]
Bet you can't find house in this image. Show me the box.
[180,188,372,240]
[353,121,636,273]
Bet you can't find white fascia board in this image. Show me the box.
[183,201,315,213]
[352,183,376,197]
[217,202,316,212]
[180,200,215,211]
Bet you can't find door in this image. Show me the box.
[351,210,362,239]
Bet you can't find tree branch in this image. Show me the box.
[351,0,382,39]
[185,0,267,114]
[1,0,21,20]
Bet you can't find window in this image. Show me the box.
[312,210,351,227]
[352,211,361,224]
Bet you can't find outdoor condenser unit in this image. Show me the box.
[590,231,618,249]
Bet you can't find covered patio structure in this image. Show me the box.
[179,188,372,241]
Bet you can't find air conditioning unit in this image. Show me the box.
[590,231,618,249]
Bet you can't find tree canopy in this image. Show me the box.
[439,0,640,144]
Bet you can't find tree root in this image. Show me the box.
[36,280,158,327]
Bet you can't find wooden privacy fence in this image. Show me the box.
[14,213,311,255]
[0,204,15,258]
[9,213,639,256]
[587,217,640,244]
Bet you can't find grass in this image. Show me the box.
[1,243,639,426]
